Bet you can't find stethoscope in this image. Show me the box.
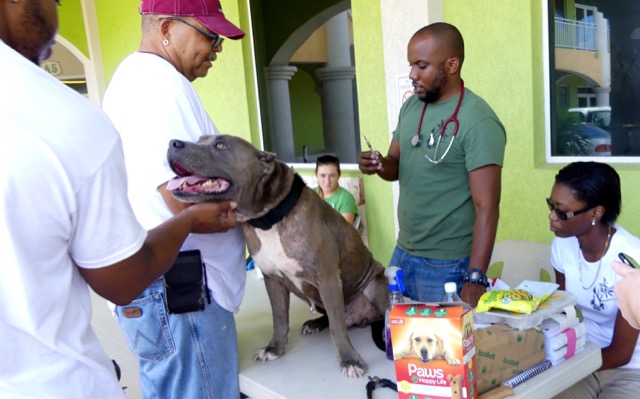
[411,80,465,164]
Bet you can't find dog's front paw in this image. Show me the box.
[447,358,461,366]
[340,359,368,378]
[301,316,329,335]
[254,345,285,362]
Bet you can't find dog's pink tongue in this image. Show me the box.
[166,176,206,191]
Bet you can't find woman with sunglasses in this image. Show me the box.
[315,155,358,225]
[549,161,640,399]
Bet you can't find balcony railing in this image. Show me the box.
[555,17,609,51]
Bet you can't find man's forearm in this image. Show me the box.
[376,155,400,181]
[469,204,499,273]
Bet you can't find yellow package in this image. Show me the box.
[475,289,541,314]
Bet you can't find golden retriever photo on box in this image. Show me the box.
[393,323,461,365]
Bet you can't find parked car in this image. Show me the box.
[575,122,611,156]
[568,106,611,130]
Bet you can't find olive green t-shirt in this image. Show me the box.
[392,88,506,259]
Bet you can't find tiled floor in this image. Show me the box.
[90,291,142,399]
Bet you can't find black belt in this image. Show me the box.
[366,376,397,399]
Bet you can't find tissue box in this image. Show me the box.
[474,325,546,394]
[389,303,477,399]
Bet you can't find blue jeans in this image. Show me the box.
[389,246,469,302]
[115,279,239,399]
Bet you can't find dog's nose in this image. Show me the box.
[170,140,185,149]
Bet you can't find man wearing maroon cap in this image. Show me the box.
[102,0,247,397]
[1,0,239,398]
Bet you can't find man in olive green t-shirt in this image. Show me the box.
[357,22,506,307]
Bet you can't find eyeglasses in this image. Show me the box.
[159,17,224,48]
[316,155,339,165]
[546,198,591,221]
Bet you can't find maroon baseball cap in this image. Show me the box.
[140,0,245,39]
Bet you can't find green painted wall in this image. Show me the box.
[57,0,89,57]
[446,0,555,245]
[351,0,396,264]
[94,0,141,82]
[290,70,324,155]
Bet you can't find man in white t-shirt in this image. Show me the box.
[102,0,247,397]
[0,2,238,399]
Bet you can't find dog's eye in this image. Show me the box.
[427,338,434,343]
[214,142,226,149]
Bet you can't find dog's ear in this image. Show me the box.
[436,334,444,354]
[256,150,276,189]
[393,331,413,360]
[408,331,416,352]
[259,150,276,163]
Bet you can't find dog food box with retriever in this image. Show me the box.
[389,303,477,399]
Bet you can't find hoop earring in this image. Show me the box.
[162,39,169,46]
[591,219,596,226]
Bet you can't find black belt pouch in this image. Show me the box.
[164,249,209,314]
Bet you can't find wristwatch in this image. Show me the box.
[463,268,490,287]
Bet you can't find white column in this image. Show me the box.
[595,11,610,107]
[593,86,610,108]
[264,65,297,161]
[326,12,351,67]
[315,11,358,162]
[316,66,357,161]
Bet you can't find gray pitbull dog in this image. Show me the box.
[166,134,388,377]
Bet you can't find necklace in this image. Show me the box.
[578,225,612,290]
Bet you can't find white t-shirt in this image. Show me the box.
[0,40,147,398]
[551,225,640,369]
[103,52,246,313]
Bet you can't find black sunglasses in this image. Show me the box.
[546,198,591,221]
[159,17,224,48]
[316,155,339,164]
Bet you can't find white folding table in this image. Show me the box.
[236,270,601,399]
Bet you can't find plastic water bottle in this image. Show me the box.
[443,281,463,302]
[384,266,405,360]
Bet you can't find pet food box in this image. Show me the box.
[389,303,477,399]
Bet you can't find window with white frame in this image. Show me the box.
[545,0,640,160]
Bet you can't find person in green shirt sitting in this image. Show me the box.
[315,155,358,225]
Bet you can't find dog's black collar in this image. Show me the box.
[249,173,306,230]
